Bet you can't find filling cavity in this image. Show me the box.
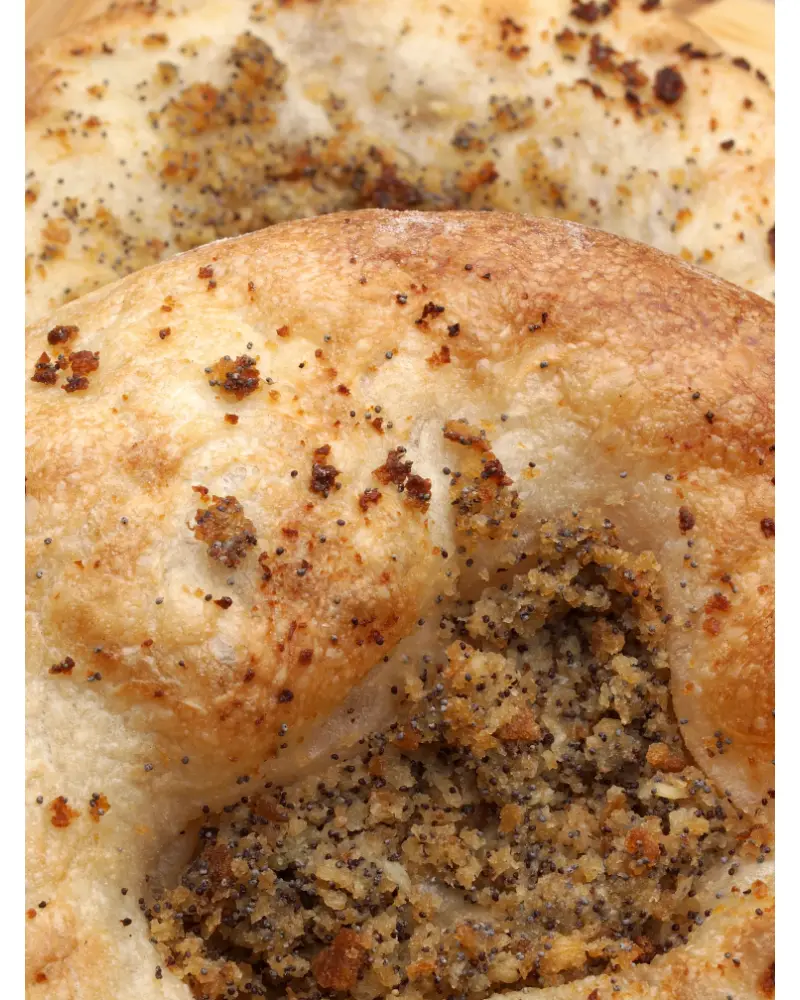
[149,517,749,999]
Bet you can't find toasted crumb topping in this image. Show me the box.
[46,324,78,346]
[150,516,754,998]
[209,355,261,399]
[310,445,341,498]
[63,374,90,393]
[193,492,258,568]
[68,350,100,376]
[373,448,431,511]
[31,351,64,386]
[49,796,79,828]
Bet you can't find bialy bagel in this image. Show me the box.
[26,211,774,999]
[25,0,775,324]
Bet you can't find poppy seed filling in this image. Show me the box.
[148,516,750,999]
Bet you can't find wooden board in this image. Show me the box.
[25,0,774,76]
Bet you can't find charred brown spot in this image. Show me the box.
[374,447,413,486]
[481,457,512,486]
[277,688,294,703]
[198,265,214,279]
[445,421,517,534]
[69,350,100,376]
[577,78,607,100]
[427,345,451,366]
[49,796,79,828]
[63,375,90,393]
[312,929,368,992]
[310,445,340,498]
[654,66,686,104]
[31,352,62,386]
[589,34,616,72]
[215,596,233,609]
[677,41,708,60]
[193,493,257,568]
[209,355,260,399]
[224,413,239,424]
[760,517,775,538]
[88,793,110,822]
[415,302,445,326]
[49,656,75,676]
[618,60,648,88]
[46,324,78,346]
[298,648,314,666]
[443,421,492,452]
[625,90,642,111]
[570,1,614,23]
[767,226,775,263]
[405,474,432,509]
[499,16,524,41]
[555,27,579,50]
[373,447,430,510]
[678,506,695,532]
[359,488,382,511]
[705,593,731,613]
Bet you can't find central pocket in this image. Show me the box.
[148,514,749,999]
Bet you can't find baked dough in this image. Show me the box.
[25,0,775,324]
[26,211,774,999]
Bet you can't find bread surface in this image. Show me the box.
[26,210,774,999]
[25,0,775,324]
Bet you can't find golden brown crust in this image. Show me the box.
[26,210,774,999]
[25,0,774,323]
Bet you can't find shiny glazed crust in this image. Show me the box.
[25,0,774,324]
[25,211,774,998]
